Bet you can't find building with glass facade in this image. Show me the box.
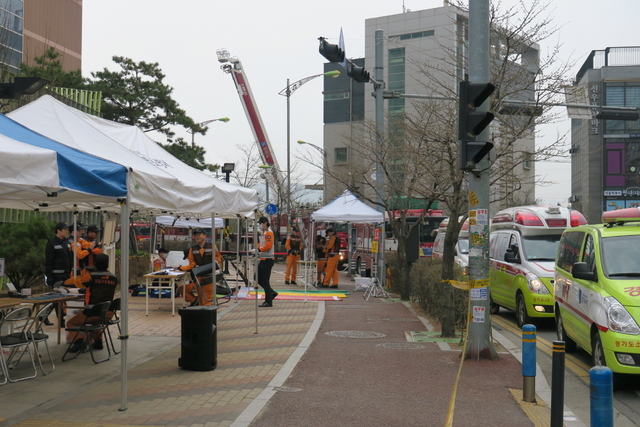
[570,47,640,222]
[1,0,81,74]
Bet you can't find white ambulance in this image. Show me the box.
[432,217,469,271]
[489,205,587,327]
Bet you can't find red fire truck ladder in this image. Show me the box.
[217,48,285,202]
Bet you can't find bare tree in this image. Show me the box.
[312,0,574,336]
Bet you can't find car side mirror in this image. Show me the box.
[505,251,519,264]
[571,262,596,281]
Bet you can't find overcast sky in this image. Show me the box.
[82,0,640,206]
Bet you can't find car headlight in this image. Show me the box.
[604,297,640,334]
[526,273,549,294]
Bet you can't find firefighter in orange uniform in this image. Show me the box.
[256,217,278,307]
[64,222,92,287]
[284,227,303,285]
[321,228,340,288]
[177,228,222,306]
[83,224,103,269]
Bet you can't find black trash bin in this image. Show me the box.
[178,305,217,371]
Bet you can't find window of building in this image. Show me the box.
[522,152,532,170]
[334,147,348,164]
[399,30,435,40]
[388,48,405,115]
[0,0,24,73]
[604,82,640,133]
[324,91,349,101]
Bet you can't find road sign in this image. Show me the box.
[265,204,278,215]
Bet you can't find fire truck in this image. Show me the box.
[217,49,287,223]
[350,209,446,276]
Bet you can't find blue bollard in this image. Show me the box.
[522,324,536,402]
[590,366,613,427]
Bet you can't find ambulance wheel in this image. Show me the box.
[555,308,577,352]
[355,257,363,276]
[489,297,500,315]
[591,331,606,367]
[516,293,532,328]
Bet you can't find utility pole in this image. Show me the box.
[465,0,498,360]
[374,29,386,287]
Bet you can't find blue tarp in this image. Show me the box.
[0,113,127,198]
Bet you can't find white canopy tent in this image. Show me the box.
[9,95,257,217]
[311,190,383,223]
[155,215,224,229]
[8,97,259,410]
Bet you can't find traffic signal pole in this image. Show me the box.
[374,29,386,288]
[465,0,497,361]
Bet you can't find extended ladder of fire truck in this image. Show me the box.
[216,48,285,201]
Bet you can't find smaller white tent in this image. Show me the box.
[311,190,383,223]
[156,215,223,229]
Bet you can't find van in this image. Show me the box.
[554,207,640,376]
[489,205,587,327]
[432,218,469,271]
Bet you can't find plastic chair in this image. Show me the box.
[105,298,121,355]
[0,306,37,384]
[62,301,111,364]
[10,303,56,376]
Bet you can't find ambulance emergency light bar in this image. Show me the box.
[492,207,587,228]
[602,207,640,225]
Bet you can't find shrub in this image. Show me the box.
[410,257,469,330]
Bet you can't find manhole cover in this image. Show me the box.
[328,305,370,309]
[273,387,302,392]
[325,330,387,339]
[377,343,426,350]
[383,318,419,322]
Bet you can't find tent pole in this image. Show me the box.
[254,214,259,334]
[119,178,130,411]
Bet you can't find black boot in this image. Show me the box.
[43,317,54,326]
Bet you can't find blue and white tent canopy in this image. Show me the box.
[0,113,127,211]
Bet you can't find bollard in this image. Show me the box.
[521,324,536,403]
[590,366,613,427]
[550,341,565,427]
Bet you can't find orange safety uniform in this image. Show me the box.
[82,237,103,268]
[64,237,91,287]
[323,234,340,287]
[285,233,303,282]
[178,243,222,306]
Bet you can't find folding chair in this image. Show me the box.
[62,301,111,364]
[191,263,233,306]
[11,303,56,376]
[105,298,121,355]
[0,307,37,384]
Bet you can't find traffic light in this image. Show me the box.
[318,37,345,63]
[459,80,495,170]
[596,107,640,121]
[346,61,370,83]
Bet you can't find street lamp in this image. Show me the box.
[0,77,50,112]
[297,140,326,193]
[187,117,230,146]
[278,71,340,231]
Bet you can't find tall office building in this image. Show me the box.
[1,0,81,74]
[322,5,538,211]
[570,47,640,223]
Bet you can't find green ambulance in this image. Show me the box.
[489,205,588,327]
[555,207,640,375]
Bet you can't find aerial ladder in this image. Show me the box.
[217,49,286,210]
